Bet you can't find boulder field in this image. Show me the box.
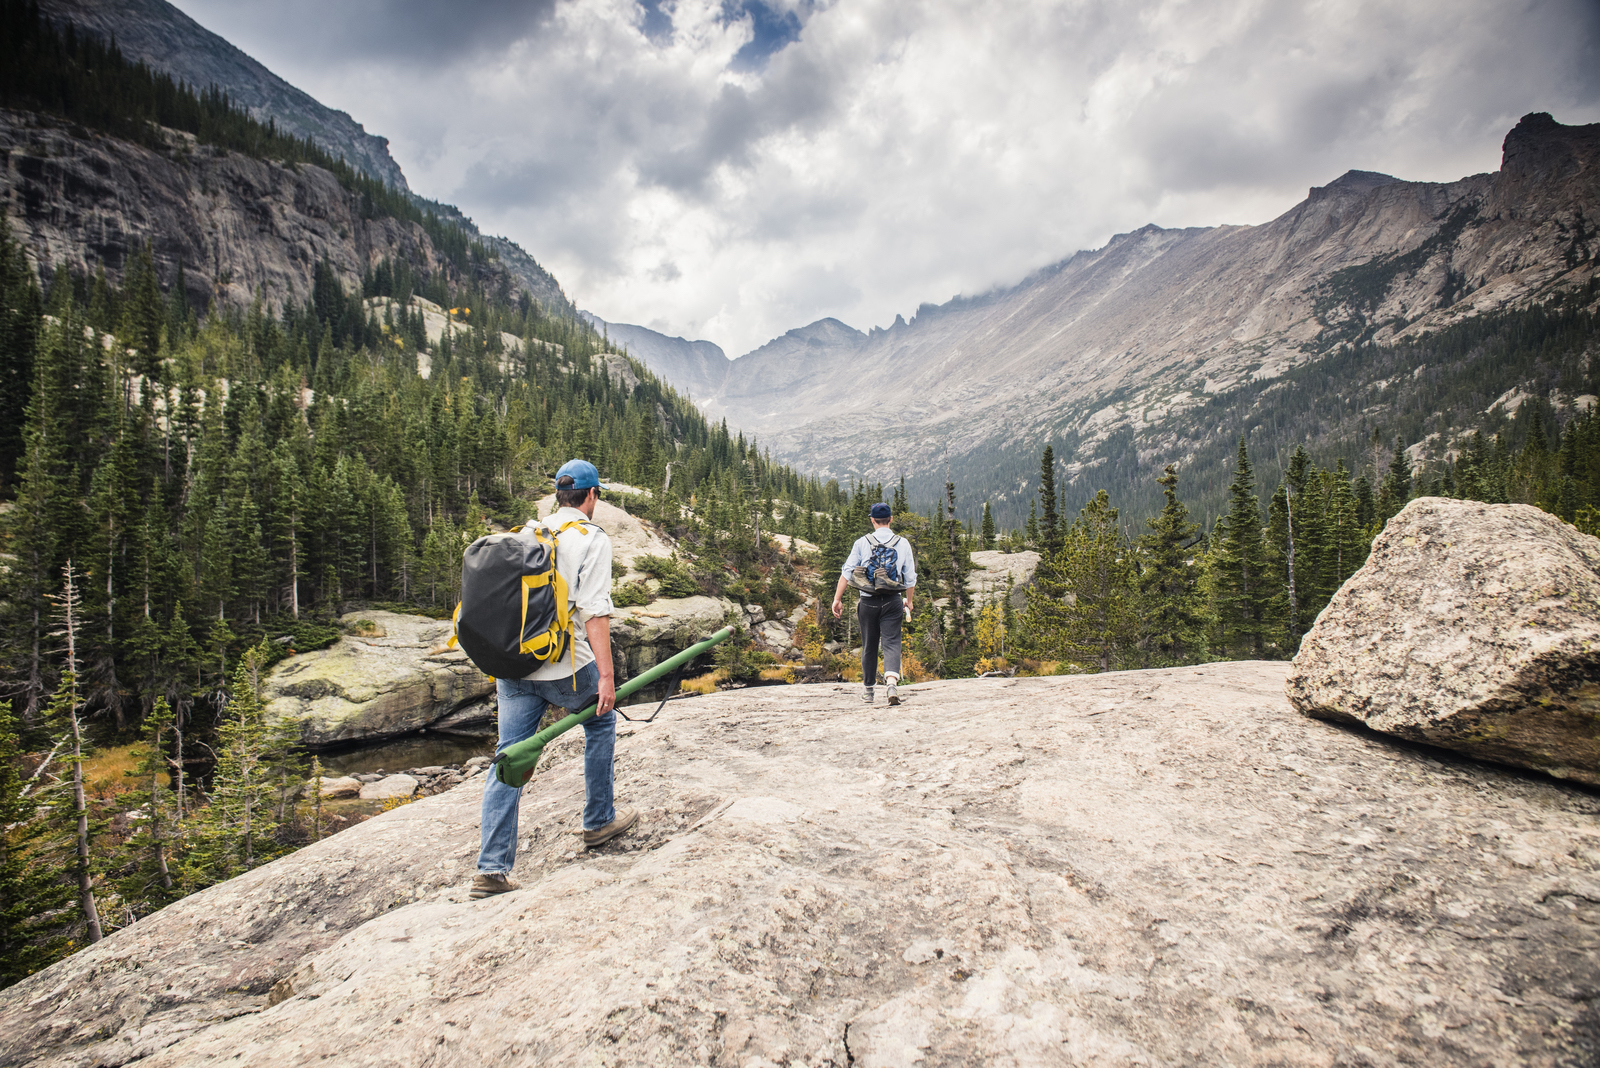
[4,665,1598,1067]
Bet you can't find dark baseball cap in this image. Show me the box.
[555,458,606,490]
[870,503,891,520]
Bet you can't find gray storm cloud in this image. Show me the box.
[172,0,1600,358]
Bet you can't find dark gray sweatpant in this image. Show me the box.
[857,593,904,685]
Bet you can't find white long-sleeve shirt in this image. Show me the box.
[523,507,614,681]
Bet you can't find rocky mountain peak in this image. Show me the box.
[1308,169,1402,200]
[1501,111,1600,186]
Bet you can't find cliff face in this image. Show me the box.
[613,114,1600,517]
[36,0,410,192]
[0,108,534,313]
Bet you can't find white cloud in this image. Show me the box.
[172,0,1600,357]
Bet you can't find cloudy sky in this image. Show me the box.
[170,0,1600,357]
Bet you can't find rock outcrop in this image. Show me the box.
[966,548,1041,609]
[0,106,568,321]
[1288,497,1600,785]
[263,611,493,748]
[37,0,411,192]
[6,664,1598,1067]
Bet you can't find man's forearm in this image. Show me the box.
[585,616,616,715]
[585,617,614,682]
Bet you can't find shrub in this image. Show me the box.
[612,581,652,607]
[635,555,699,598]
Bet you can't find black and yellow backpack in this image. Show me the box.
[449,520,599,679]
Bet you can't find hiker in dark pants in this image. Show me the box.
[833,502,918,705]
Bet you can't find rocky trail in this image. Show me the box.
[4,663,1597,1067]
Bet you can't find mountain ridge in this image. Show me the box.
[36,0,409,192]
[598,114,1598,522]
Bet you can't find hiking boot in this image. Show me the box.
[861,686,874,704]
[886,681,900,705]
[469,872,520,899]
[583,806,638,849]
[872,567,905,592]
[849,566,874,592]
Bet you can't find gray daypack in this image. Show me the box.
[449,520,599,679]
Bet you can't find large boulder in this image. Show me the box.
[5,666,1597,1067]
[1288,497,1600,784]
[610,593,739,677]
[358,773,418,801]
[263,611,493,748]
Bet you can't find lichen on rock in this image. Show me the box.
[263,610,493,748]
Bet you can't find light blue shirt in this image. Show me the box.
[842,527,917,588]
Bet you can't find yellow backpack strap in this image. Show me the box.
[446,602,461,649]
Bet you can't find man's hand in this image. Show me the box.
[832,574,850,619]
[596,675,616,718]
[832,597,843,619]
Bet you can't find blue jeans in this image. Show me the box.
[477,661,616,875]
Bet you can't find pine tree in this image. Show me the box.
[1136,464,1203,663]
[1059,491,1138,672]
[1375,438,1413,526]
[942,478,972,672]
[0,216,42,494]
[117,699,178,915]
[181,643,298,888]
[1039,445,1061,556]
[980,501,996,550]
[1211,438,1269,657]
[119,242,165,375]
[0,700,73,989]
[44,563,104,944]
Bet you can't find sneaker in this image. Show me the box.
[861,686,875,703]
[886,681,900,705]
[583,806,639,849]
[469,872,520,899]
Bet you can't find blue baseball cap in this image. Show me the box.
[870,502,892,520]
[555,459,606,491]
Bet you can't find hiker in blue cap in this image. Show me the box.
[833,502,917,705]
[471,458,637,899]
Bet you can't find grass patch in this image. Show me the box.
[81,744,142,800]
[680,671,721,695]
